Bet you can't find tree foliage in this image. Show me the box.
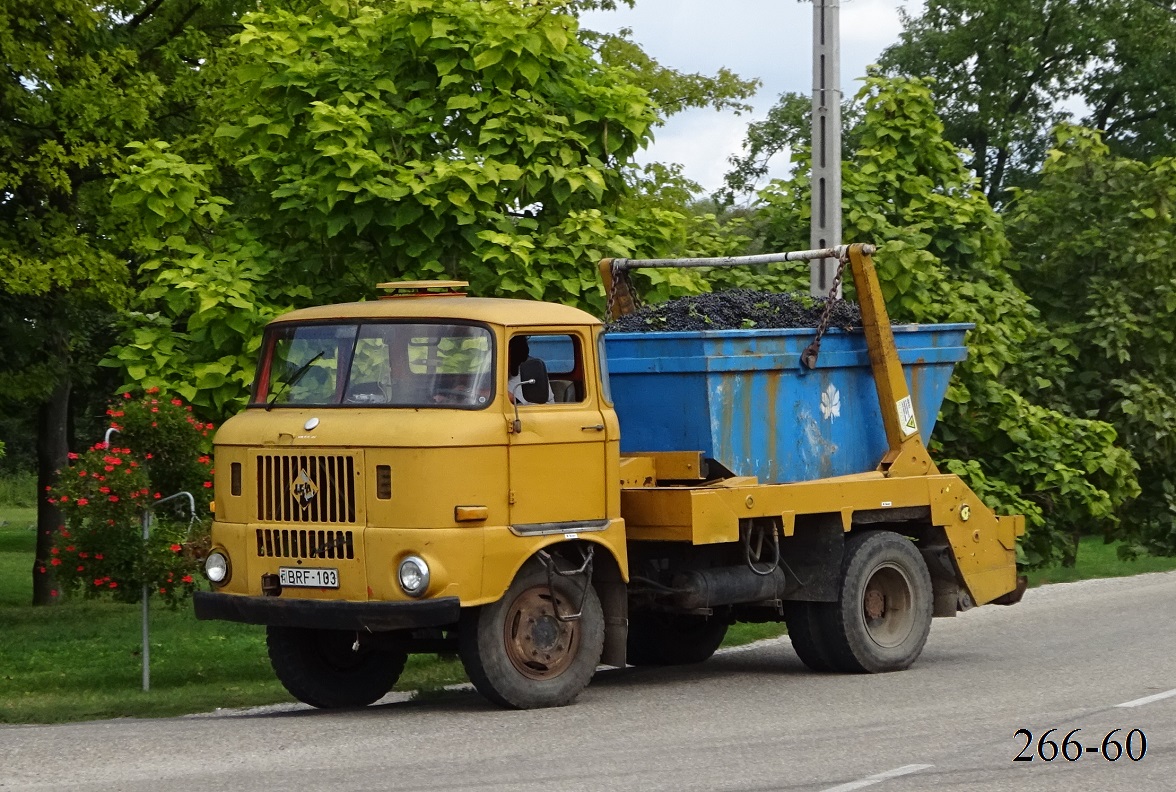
[108,0,762,413]
[878,0,1176,203]
[587,26,759,118]
[719,92,863,205]
[0,0,249,604]
[1008,126,1176,556]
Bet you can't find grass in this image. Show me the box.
[2,507,1174,724]
[0,507,467,723]
[0,471,37,508]
[1024,535,1176,586]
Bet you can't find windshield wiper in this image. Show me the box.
[266,351,325,411]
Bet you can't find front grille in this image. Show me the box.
[256,454,357,524]
[256,528,355,560]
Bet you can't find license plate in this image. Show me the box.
[279,567,339,589]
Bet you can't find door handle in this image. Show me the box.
[581,424,605,432]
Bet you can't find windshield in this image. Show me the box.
[256,322,495,408]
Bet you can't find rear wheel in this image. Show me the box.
[626,610,730,666]
[784,602,836,672]
[822,531,933,673]
[267,626,406,708]
[459,559,604,709]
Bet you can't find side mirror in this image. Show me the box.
[518,357,549,405]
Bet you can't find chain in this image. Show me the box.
[800,254,848,370]
[604,261,619,320]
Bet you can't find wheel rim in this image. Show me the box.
[503,585,580,680]
[860,562,915,649]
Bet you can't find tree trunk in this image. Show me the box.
[32,379,70,606]
[1060,529,1081,569]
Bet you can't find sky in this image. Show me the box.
[579,0,917,194]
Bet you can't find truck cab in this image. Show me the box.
[197,286,630,709]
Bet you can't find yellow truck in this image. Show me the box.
[194,243,1024,710]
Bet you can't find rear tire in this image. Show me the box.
[784,602,836,672]
[459,559,604,709]
[267,626,407,709]
[626,610,730,666]
[822,531,934,673]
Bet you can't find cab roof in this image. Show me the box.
[271,296,602,329]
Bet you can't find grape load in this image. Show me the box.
[605,289,862,333]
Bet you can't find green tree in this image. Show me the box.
[0,0,249,604]
[109,0,758,413]
[718,92,864,206]
[752,73,1138,566]
[1008,126,1176,556]
[878,0,1176,203]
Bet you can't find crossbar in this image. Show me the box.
[609,245,875,271]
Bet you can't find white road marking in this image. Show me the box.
[1116,688,1176,708]
[819,763,934,792]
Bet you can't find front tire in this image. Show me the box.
[626,610,729,666]
[267,626,406,709]
[459,559,604,709]
[822,531,934,673]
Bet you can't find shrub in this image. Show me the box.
[48,391,213,606]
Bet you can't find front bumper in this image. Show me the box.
[193,591,461,632]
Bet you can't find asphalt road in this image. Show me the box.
[3,572,1174,792]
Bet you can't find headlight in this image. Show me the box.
[204,551,230,585]
[398,555,430,598]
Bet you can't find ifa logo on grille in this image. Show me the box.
[292,469,319,505]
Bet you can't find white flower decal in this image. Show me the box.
[820,383,841,421]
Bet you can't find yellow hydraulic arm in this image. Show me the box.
[600,243,936,478]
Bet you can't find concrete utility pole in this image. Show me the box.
[810,0,842,297]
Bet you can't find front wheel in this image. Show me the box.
[267,626,407,709]
[822,531,934,673]
[459,559,604,709]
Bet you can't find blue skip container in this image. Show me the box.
[603,324,970,483]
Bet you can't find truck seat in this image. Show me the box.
[549,379,577,402]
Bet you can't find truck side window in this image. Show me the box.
[523,334,584,403]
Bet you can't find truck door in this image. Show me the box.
[506,331,608,532]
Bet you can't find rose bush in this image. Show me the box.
[49,391,212,606]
